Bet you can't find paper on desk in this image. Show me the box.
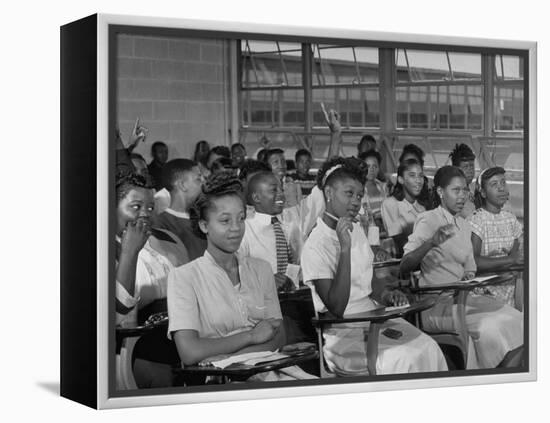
[469,275,499,283]
[385,304,411,312]
[211,351,289,369]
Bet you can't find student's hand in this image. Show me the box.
[274,273,295,291]
[250,319,278,344]
[321,102,342,133]
[382,289,409,307]
[130,117,148,146]
[462,271,476,281]
[336,217,354,251]
[431,224,456,246]
[121,218,151,256]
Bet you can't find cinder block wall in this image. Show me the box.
[116,34,230,162]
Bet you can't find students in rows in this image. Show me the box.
[400,165,523,369]
[301,156,447,375]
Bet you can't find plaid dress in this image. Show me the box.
[468,208,523,307]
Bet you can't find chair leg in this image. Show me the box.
[365,323,380,376]
[117,336,139,390]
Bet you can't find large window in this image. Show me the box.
[395,49,483,130]
[493,55,524,131]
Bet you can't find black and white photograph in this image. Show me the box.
[93,14,534,405]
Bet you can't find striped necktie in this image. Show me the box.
[271,216,291,274]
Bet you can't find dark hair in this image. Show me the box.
[295,148,312,162]
[189,172,245,239]
[231,143,246,154]
[115,172,153,203]
[256,148,268,162]
[265,148,285,164]
[390,159,423,201]
[316,156,367,192]
[151,141,167,155]
[399,144,425,167]
[358,134,376,152]
[449,143,476,166]
[211,157,237,174]
[238,159,271,182]
[246,170,276,205]
[162,158,197,192]
[474,166,506,209]
[358,149,382,165]
[206,146,231,167]
[432,165,466,208]
[193,140,210,166]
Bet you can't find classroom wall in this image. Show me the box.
[116,34,230,161]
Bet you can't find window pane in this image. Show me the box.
[241,40,302,87]
[312,87,379,128]
[494,55,524,81]
[494,85,524,131]
[449,85,466,129]
[466,85,483,130]
[242,89,275,126]
[396,49,481,82]
[313,45,379,85]
[396,86,429,129]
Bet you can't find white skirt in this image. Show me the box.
[420,294,523,369]
[322,317,448,376]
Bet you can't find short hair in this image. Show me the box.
[162,158,197,192]
[358,134,376,152]
[193,140,210,165]
[231,143,246,153]
[189,172,244,239]
[474,166,506,208]
[256,148,268,162]
[295,148,312,162]
[432,165,466,207]
[399,144,425,167]
[151,141,167,154]
[265,148,285,163]
[246,170,277,205]
[206,145,231,166]
[210,157,237,174]
[358,149,382,165]
[115,172,153,203]
[449,143,476,166]
[239,159,271,182]
[316,156,367,192]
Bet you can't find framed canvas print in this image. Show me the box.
[60,13,537,409]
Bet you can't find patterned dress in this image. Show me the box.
[468,208,523,307]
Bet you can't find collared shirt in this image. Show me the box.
[238,185,325,272]
[167,251,282,339]
[381,196,426,237]
[238,210,301,273]
[154,188,171,215]
[164,207,190,219]
[403,206,476,287]
[362,179,388,215]
[468,208,523,257]
[301,217,376,315]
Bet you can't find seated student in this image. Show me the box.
[381,159,426,257]
[153,159,207,261]
[231,143,247,168]
[358,149,388,225]
[167,173,316,381]
[148,141,169,192]
[390,144,433,210]
[301,157,447,376]
[265,148,302,208]
[468,167,524,308]
[193,140,211,178]
[357,134,377,156]
[115,172,189,387]
[256,148,269,163]
[206,145,231,170]
[400,166,523,369]
[211,157,239,177]
[449,143,477,218]
[238,171,302,291]
[291,149,317,196]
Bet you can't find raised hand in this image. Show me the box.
[431,224,456,247]
[321,102,342,133]
[129,117,149,148]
